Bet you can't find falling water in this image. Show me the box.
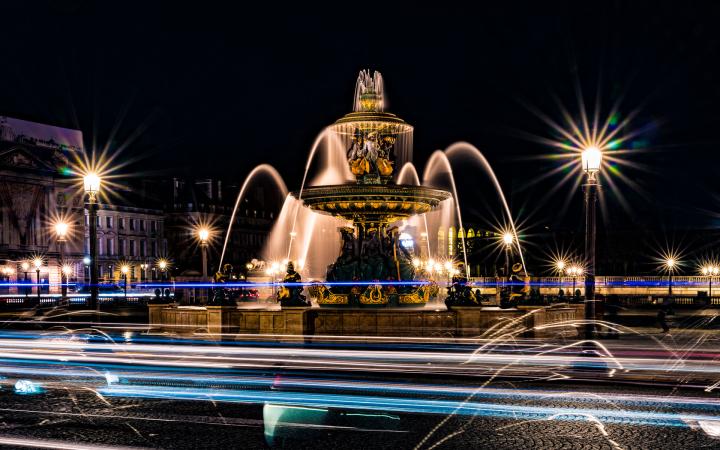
[219,164,288,268]
[445,142,527,276]
[260,128,352,278]
[397,162,431,257]
[422,151,470,276]
[286,128,352,261]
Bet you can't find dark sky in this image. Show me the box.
[2,1,720,233]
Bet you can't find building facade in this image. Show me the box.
[0,116,167,293]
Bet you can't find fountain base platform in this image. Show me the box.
[148,304,584,339]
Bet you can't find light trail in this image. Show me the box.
[0,328,716,447]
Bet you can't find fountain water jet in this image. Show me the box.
[422,150,469,277]
[219,164,288,268]
[286,128,353,261]
[445,142,527,276]
[397,162,431,258]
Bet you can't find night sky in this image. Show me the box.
[2,1,720,235]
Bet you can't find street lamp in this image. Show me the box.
[664,258,677,296]
[157,259,169,284]
[197,227,210,282]
[140,263,148,283]
[567,265,584,298]
[702,265,719,298]
[54,221,70,302]
[120,264,130,301]
[33,257,43,304]
[502,232,514,285]
[84,172,101,311]
[581,145,602,339]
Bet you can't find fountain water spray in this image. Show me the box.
[219,164,288,268]
[445,142,527,276]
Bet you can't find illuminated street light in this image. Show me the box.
[581,146,603,175]
[83,172,101,197]
[32,257,43,304]
[566,264,584,297]
[84,172,102,311]
[581,145,602,339]
[501,231,514,285]
[196,227,211,293]
[664,257,678,296]
[702,265,720,298]
[53,220,70,302]
[502,232,514,246]
[120,264,130,300]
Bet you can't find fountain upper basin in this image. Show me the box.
[293,184,451,224]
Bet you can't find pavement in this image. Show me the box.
[0,380,716,449]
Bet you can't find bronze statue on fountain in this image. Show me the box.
[277,261,310,307]
[445,263,480,309]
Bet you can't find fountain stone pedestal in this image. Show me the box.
[148,304,584,339]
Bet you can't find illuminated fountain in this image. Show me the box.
[291,70,451,306]
[220,70,527,306]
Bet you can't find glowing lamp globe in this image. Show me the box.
[32,258,42,269]
[83,172,101,194]
[502,232,514,246]
[54,221,69,239]
[198,228,210,243]
[21,262,29,271]
[556,260,566,272]
[120,265,130,275]
[581,146,602,174]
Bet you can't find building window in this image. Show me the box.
[118,239,125,256]
[129,240,136,257]
[98,237,104,255]
[140,220,146,231]
[106,217,113,228]
[151,241,157,257]
[106,238,114,256]
[119,218,125,230]
[96,216,101,227]
[140,240,146,257]
[129,219,136,231]
[151,220,157,232]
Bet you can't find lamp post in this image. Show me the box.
[157,259,169,300]
[581,146,602,339]
[567,265,584,299]
[197,227,210,305]
[61,265,72,304]
[502,232,514,285]
[33,257,42,305]
[54,221,69,302]
[120,264,129,301]
[140,263,147,283]
[198,228,210,281]
[664,258,676,297]
[702,265,719,299]
[84,173,101,311]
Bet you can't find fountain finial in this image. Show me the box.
[354,70,384,112]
